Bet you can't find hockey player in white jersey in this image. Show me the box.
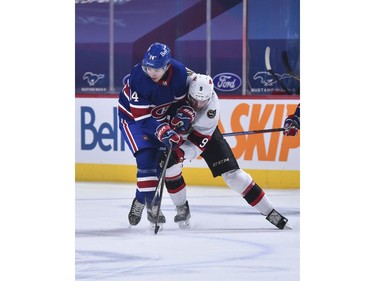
[165,73,289,230]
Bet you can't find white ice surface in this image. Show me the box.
[76,182,300,281]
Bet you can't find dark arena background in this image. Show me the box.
[75,0,300,96]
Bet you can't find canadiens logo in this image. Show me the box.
[151,102,173,119]
[207,109,216,119]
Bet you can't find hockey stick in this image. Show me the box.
[151,146,173,235]
[281,51,300,81]
[265,46,293,95]
[222,127,284,137]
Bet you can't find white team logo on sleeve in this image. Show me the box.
[207,109,216,119]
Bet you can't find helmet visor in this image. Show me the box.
[188,95,209,110]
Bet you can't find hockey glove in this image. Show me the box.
[170,106,195,134]
[155,123,182,149]
[283,114,300,136]
[167,148,185,168]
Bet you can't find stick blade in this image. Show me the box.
[154,225,160,235]
[265,46,271,71]
[282,51,292,73]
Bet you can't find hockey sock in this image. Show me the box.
[243,182,273,216]
[166,175,186,206]
[135,189,154,204]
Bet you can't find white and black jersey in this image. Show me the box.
[180,92,239,177]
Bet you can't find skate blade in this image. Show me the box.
[283,224,292,230]
[128,223,138,228]
[150,223,164,231]
[177,219,191,229]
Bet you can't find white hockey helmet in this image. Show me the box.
[188,74,214,110]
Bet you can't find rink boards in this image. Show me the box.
[75,94,300,188]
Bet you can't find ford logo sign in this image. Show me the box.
[212,72,242,92]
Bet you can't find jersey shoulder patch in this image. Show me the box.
[207,109,216,119]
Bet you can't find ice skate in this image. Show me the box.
[174,201,191,229]
[266,209,291,230]
[128,198,145,227]
[147,204,166,230]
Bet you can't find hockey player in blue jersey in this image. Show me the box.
[118,42,194,229]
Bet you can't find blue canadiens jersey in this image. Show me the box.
[118,58,188,136]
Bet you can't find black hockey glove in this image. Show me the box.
[283,114,300,136]
[167,148,185,168]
